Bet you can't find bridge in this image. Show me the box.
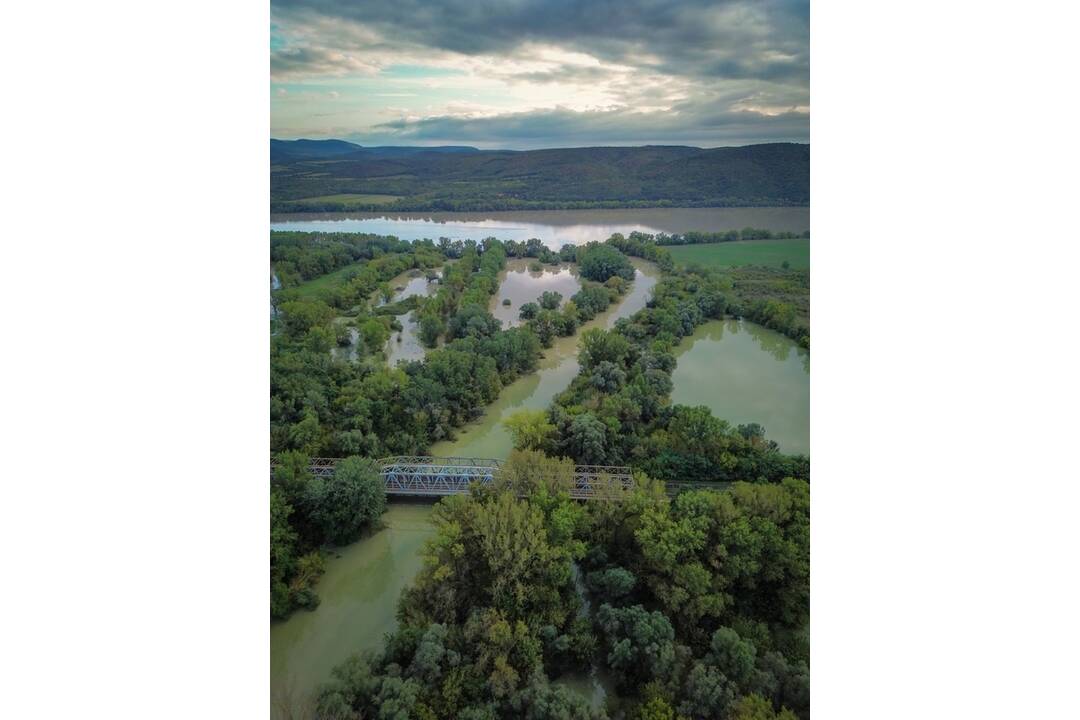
[289,456,635,500]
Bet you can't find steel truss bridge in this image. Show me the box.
[289,456,635,500]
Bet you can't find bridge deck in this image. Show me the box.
[272,457,728,499]
[271,456,634,500]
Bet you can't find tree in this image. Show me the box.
[678,662,736,720]
[270,488,298,618]
[579,328,631,371]
[419,312,444,347]
[303,456,387,546]
[577,244,635,283]
[585,567,636,599]
[707,627,757,687]
[730,694,798,720]
[519,302,540,320]
[503,409,555,452]
[567,412,609,464]
[596,603,680,690]
[539,291,563,310]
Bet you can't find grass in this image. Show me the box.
[667,239,810,270]
[291,193,402,206]
[291,262,366,300]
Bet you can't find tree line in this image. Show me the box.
[653,229,809,246]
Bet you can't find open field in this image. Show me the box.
[290,261,365,300]
[290,193,402,207]
[667,238,809,269]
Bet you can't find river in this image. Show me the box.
[270,207,809,248]
[270,503,436,718]
[671,319,810,455]
[430,258,659,459]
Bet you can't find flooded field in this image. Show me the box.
[671,319,810,455]
[490,260,582,328]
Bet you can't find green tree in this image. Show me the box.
[304,456,387,546]
[577,243,635,282]
[731,694,798,720]
[503,409,555,451]
[519,302,540,320]
[539,291,563,310]
[270,487,298,618]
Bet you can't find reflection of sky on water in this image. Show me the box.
[269,208,810,250]
[270,216,664,249]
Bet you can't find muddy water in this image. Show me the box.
[270,207,810,248]
[270,503,436,718]
[382,269,441,367]
[671,319,810,455]
[430,259,659,459]
[490,260,582,328]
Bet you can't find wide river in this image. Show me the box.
[271,207,809,248]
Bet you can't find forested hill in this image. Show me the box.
[270,139,481,163]
[270,142,810,212]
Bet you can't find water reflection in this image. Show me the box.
[432,259,659,459]
[491,260,582,328]
[672,319,809,455]
[270,207,810,250]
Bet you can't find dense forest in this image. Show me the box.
[270,227,810,715]
[270,142,810,212]
[310,452,809,720]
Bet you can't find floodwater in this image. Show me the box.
[671,319,809,455]
[382,270,441,367]
[270,207,809,249]
[553,564,618,709]
[270,503,436,719]
[491,260,582,328]
[430,258,659,459]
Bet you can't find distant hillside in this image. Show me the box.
[270,142,809,212]
[270,139,480,163]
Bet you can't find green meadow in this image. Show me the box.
[667,238,810,269]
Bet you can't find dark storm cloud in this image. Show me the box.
[271,0,809,146]
[272,0,809,85]
[360,101,808,149]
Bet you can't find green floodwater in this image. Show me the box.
[671,319,810,455]
[270,503,437,718]
[431,258,659,459]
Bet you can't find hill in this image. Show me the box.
[270,142,809,212]
[270,139,481,163]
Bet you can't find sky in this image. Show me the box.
[270,0,809,150]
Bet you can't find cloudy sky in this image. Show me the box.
[270,0,809,149]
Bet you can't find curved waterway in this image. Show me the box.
[431,258,659,459]
[270,207,809,249]
[270,503,436,718]
[671,319,809,455]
